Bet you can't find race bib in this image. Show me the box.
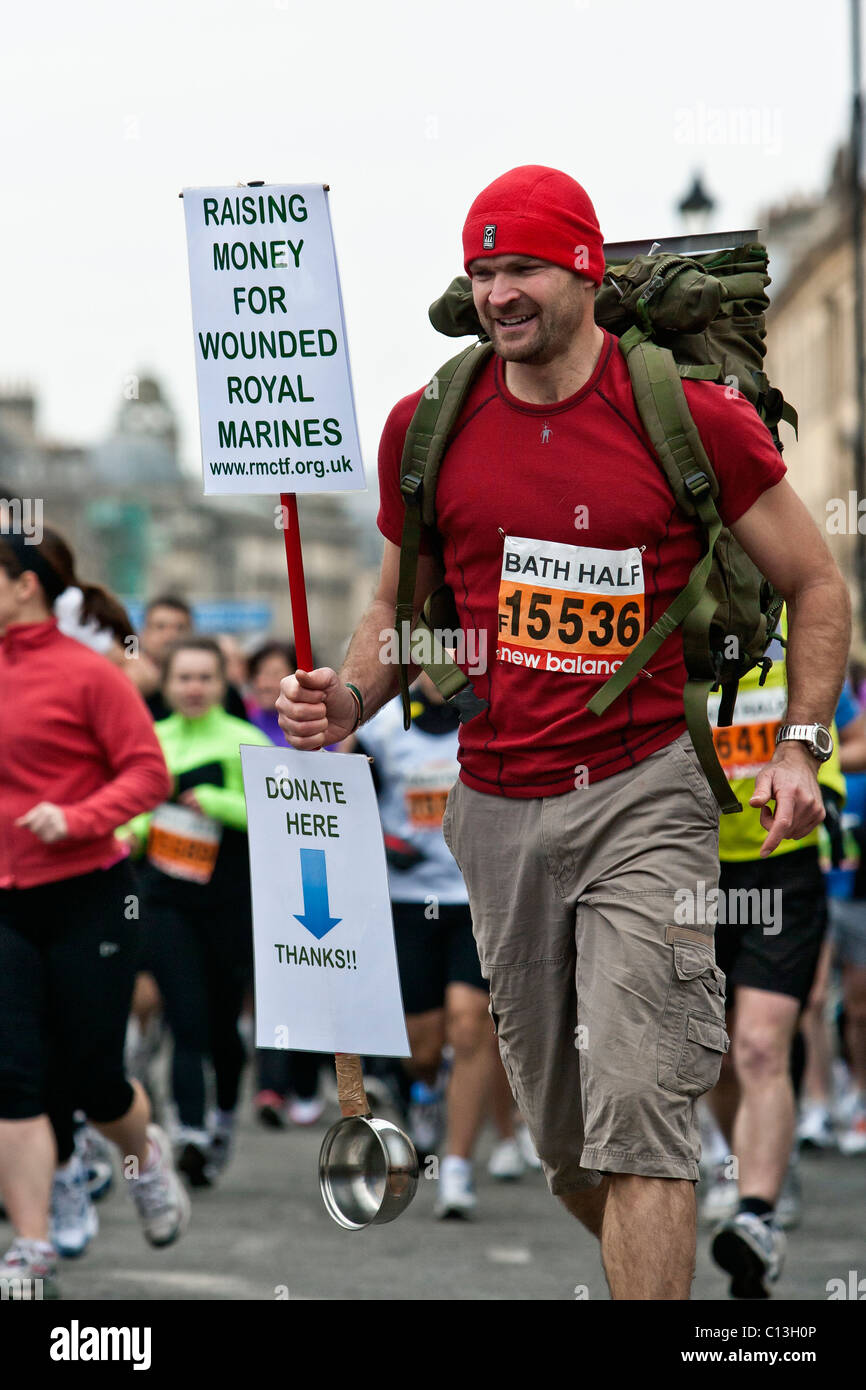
[404,760,459,828]
[708,685,787,780]
[497,536,644,676]
[147,802,223,884]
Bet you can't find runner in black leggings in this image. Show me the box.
[126,636,270,1186]
[0,529,190,1299]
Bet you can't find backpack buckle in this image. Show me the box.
[684,470,711,500]
[756,657,773,687]
[446,686,489,723]
[400,470,424,500]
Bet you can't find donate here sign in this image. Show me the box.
[183,184,365,497]
[240,745,409,1057]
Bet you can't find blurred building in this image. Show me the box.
[763,145,865,597]
[0,375,377,667]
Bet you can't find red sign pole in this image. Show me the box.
[279,492,313,672]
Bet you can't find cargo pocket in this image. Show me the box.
[658,939,729,1097]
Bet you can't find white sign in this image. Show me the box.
[182,183,365,497]
[240,745,410,1057]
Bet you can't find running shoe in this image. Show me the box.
[0,1238,60,1300]
[796,1101,835,1151]
[204,1111,236,1182]
[487,1138,527,1181]
[711,1212,785,1299]
[434,1157,477,1220]
[699,1164,739,1225]
[837,1101,866,1156]
[50,1154,99,1258]
[127,1124,191,1247]
[287,1096,326,1126]
[177,1143,212,1189]
[408,1080,444,1158]
[74,1123,114,1202]
[124,1015,163,1092]
[254,1089,287,1129]
[775,1156,802,1230]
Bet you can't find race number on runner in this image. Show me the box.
[497,536,644,677]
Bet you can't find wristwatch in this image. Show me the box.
[775,723,834,764]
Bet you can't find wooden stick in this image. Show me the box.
[278,489,370,1119]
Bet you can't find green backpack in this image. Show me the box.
[394,240,796,814]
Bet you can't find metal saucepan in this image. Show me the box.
[318,1053,419,1230]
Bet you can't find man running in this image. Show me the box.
[276,166,849,1299]
[701,618,846,1298]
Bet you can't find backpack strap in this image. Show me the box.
[394,341,493,729]
[585,326,740,813]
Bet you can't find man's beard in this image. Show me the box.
[482,294,587,365]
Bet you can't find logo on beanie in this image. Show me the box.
[483,224,496,249]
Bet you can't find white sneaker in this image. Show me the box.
[837,1102,866,1156]
[205,1111,237,1181]
[711,1212,785,1299]
[796,1101,835,1150]
[434,1156,477,1219]
[127,1124,190,1247]
[74,1124,114,1202]
[124,1015,163,1089]
[487,1138,526,1181]
[51,1154,99,1258]
[0,1238,60,1299]
[699,1163,739,1225]
[408,1081,444,1157]
[287,1096,326,1126]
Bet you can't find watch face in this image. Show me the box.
[814,726,834,758]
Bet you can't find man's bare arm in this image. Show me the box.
[276,539,444,748]
[729,478,851,855]
[339,540,444,718]
[730,479,851,725]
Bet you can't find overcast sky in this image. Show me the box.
[0,0,858,504]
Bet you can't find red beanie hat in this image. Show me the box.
[462,165,604,285]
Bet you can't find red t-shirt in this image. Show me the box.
[377,329,786,798]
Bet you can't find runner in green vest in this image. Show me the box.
[700,615,845,1298]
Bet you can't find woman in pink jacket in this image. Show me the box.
[0,528,190,1299]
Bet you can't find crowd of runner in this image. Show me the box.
[0,514,549,1298]
[5,154,866,1312]
[1,403,865,1304]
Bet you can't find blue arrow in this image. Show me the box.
[293,848,342,939]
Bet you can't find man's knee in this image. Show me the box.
[733,1024,792,1084]
[446,1005,490,1059]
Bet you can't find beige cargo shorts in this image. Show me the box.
[442,732,728,1193]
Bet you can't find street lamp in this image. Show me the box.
[677,173,717,237]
